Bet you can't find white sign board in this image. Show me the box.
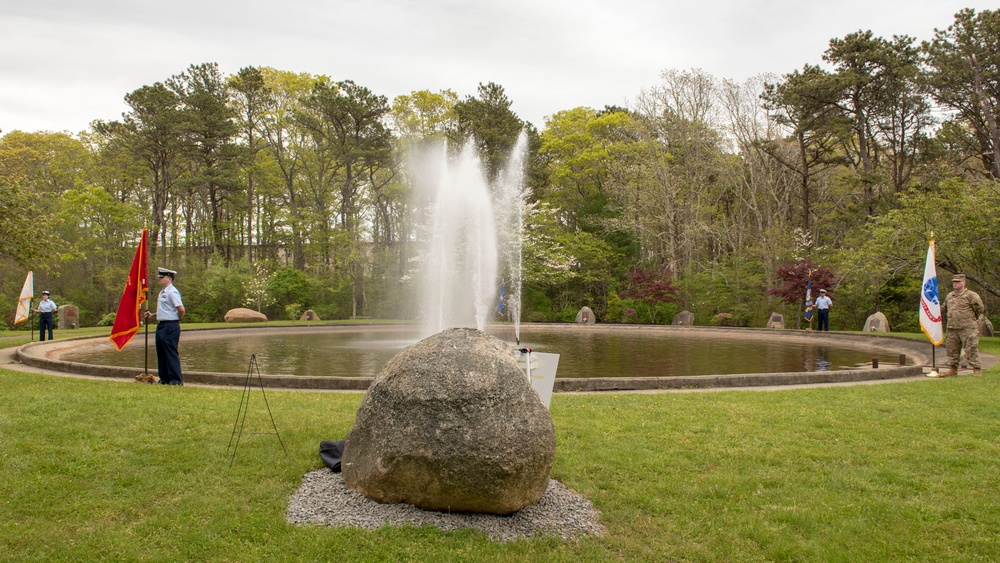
[515,351,560,409]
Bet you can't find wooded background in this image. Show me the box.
[2,9,998,332]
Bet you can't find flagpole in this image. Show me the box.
[921,234,942,378]
[30,298,34,342]
[144,224,149,375]
[144,305,149,375]
[928,233,937,376]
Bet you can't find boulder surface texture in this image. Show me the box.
[342,327,556,515]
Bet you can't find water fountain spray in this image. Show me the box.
[417,133,529,340]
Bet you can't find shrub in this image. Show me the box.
[285,303,304,321]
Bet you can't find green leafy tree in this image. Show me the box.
[762,65,847,232]
[55,186,144,320]
[228,66,272,262]
[94,82,183,262]
[257,68,320,269]
[295,79,395,317]
[922,8,1000,179]
[391,89,458,143]
[539,107,628,232]
[823,31,930,212]
[267,267,313,315]
[168,62,243,261]
[450,82,526,182]
[183,258,253,322]
[0,133,70,268]
[851,178,1000,299]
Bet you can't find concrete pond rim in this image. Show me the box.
[8,324,956,392]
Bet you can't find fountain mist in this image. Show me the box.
[417,133,529,339]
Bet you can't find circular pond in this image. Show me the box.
[60,323,914,379]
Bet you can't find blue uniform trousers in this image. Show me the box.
[155,321,183,385]
[39,313,54,341]
[817,309,830,331]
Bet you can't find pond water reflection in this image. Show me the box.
[63,325,904,379]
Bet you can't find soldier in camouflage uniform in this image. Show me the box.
[941,273,985,377]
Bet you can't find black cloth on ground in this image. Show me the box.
[319,440,345,472]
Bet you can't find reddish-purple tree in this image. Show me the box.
[767,259,836,307]
[620,264,680,323]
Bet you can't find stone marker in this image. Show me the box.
[343,327,556,515]
[864,311,890,332]
[224,308,268,323]
[59,304,80,329]
[979,315,994,337]
[672,310,694,325]
[300,309,321,321]
[575,306,595,324]
[766,312,784,329]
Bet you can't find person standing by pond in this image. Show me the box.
[144,267,185,385]
[941,273,984,377]
[34,290,57,341]
[815,289,832,331]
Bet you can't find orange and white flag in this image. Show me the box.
[14,271,33,325]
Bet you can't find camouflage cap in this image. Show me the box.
[952,273,966,282]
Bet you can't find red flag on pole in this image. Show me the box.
[110,229,149,351]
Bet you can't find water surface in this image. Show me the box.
[63,325,904,378]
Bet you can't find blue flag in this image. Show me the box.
[803,277,815,322]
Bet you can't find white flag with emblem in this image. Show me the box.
[919,241,943,345]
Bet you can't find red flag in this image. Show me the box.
[110,229,149,351]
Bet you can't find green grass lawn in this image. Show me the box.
[1,333,999,561]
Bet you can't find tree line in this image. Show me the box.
[1,8,998,333]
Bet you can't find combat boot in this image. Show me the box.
[941,367,958,378]
[973,369,983,376]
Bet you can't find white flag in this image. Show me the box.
[14,271,33,325]
[919,241,943,345]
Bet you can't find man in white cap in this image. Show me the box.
[144,267,186,385]
[815,289,832,331]
[34,290,58,341]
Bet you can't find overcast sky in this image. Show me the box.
[1,1,994,135]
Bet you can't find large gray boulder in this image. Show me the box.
[342,327,556,514]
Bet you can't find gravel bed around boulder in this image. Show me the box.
[286,469,606,542]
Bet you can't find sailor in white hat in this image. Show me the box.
[815,289,832,331]
[144,267,185,384]
[34,290,58,341]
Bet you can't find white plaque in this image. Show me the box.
[515,351,560,409]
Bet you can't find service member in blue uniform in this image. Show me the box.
[145,267,186,385]
[34,290,58,341]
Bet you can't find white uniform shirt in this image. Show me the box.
[156,284,184,321]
